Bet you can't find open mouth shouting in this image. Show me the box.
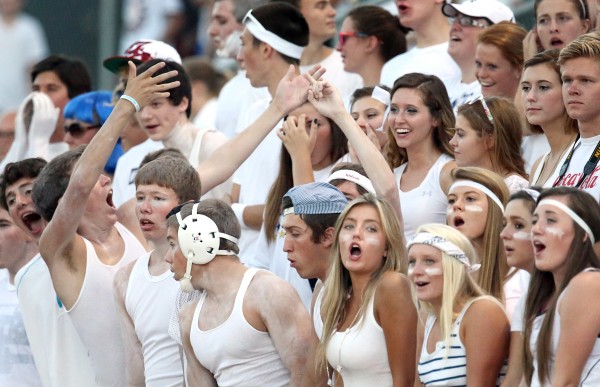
[349,243,362,260]
[532,239,546,256]
[21,210,44,236]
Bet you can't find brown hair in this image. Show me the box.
[135,157,201,203]
[477,22,527,72]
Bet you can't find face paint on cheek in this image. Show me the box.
[446,206,454,216]
[407,266,414,276]
[546,227,565,239]
[465,205,484,212]
[424,267,443,276]
[513,231,532,241]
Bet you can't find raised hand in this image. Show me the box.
[305,74,346,122]
[523,28,542,62]
[277,114,317,160]
[272,65,326,116]
[122,61,181,110]
[28,92,59,140]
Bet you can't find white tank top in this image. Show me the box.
[313,285,325,340]
[326,294,392,387]
[125,251,183,386]
[530,268,600,387]
[418,296,507,386]
[395,154,453,240]
[68,223,146,386]
[190,268,290,386]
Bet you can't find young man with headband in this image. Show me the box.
[166,200,322,385]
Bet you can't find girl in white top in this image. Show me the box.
[450,96,529,194]
[318,195,417,387]
[521,49,579,188]
[409,224,509,386]
[385,73,456,239]
[524,187,600,386]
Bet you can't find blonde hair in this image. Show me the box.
[317,194,406,371]
[450,167,509,301]
[557,31,600,64]
[412,224,484,358]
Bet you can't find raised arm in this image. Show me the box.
[196,65,326,195]
[277,114,318,186]
[553,271,600,386]
[306,77,402,223]
[113,262,146,386]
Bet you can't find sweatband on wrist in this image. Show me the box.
[120,95,140,112]
[231,203,248,228]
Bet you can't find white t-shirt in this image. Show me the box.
[380,42,461,90]
[503,269,530,321]
[192,97,218,130]
[300,50,363,101]
[0,14,48,113]
[447,77,481,111]
[119,0,183,52]
[112,138,164,208]
[215,71,269,139]
[552,134,600,201]
[0,269,43,386]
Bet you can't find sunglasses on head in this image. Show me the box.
[64,122,101,138]
[448,14,489,28]
[338,31,369,47]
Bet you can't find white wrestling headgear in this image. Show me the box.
[176,202,239,292]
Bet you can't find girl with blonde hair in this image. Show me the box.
[409,223,509,385]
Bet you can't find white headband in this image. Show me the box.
[407,232,480,273]
[328,170,376,194]
[537,199,596,244]
[371,86,390,106]
[449,180,504,212]
[243,10,304,60]
[522,188,540,201]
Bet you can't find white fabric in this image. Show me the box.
[522,134,550,175]
[395,154,453,240]
[187,127,231,201]
[112,138,164,208]
[504,174,529,195]
[252,162,342,310]
[125,251,183,386]
[190,268,290,386]
[326,293,391,387]
[418,296,507,386]
[447,77,481,112]
[328,169,375,194]
[67,223,145,386]
[552,134,600,201]
[530,269,600,387]
[243,11,304,60]
[450,179,505,212]
[380,42,461,90]
[407,232,477,272]
[300,50,363,102]
[14,255,95,386]
[0,269,42,386]
[503,269,530,321]
[233,98,281,265]
[192,97,218,130]
[215,71,269,139]
[313,284,324,340]
[511,293,526,333]
[0,13,48,113]
[119,0,183,52]
[538,199,596,244]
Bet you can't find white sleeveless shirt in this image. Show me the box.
[530,268,600,387]
[312,284,325,340]
[418,296,507,386]
[326,293,392,387]
[125,251,183,386]
[395,154,453,240]
[68,223,146,386]
[190,268,290,386]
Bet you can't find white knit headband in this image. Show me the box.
[537,199,595,244]
[449,180,504,212]
[328,170,376,194]
[243,10,304,60]
[407,232,480,273]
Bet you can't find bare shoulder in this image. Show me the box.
[562,269,600,304]
[249,270,301,303]
[375,271,413,309]
[463,297,508,327]
[440,160,457,194]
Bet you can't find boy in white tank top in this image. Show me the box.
[114,155,202,385]
[165,200,323,386]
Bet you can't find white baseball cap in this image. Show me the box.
[442,0,515,25]
[103,40,182,74]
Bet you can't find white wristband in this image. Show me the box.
[120,94,140,112]
[231,203,248,228]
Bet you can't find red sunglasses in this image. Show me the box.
[338,31,369,46]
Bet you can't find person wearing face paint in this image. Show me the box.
[166,200,321,386]
[525,0,591,62]
[499,188,540,387]
[521,50,578,181]
[382,73,456,240]
[447,167,511,304]
[475,22,527,100]
[450,96,529,193]
[113,156,201,386]
[408,223,510,386]
[318,194,416,387]
[524,187,600,386]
